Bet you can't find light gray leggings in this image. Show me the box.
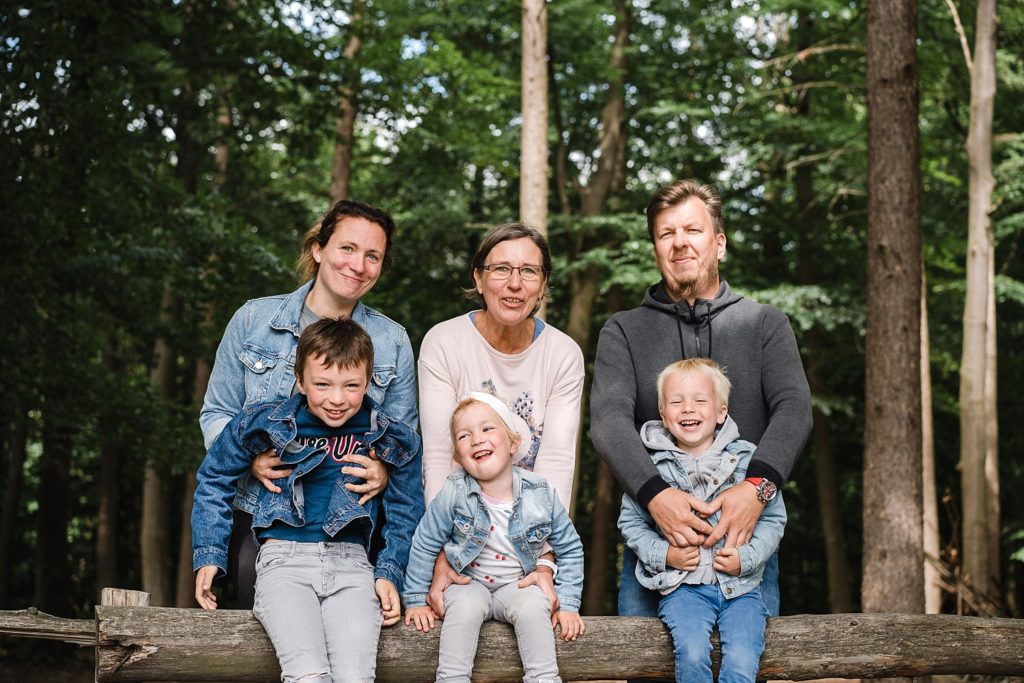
[437,580,562,683]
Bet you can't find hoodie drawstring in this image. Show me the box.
[675,301,714,359]
[673,305,687,359]
[705,301,713,357]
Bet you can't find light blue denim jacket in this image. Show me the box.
[403,469,585,612]
[192,392,424,592]
[199,279,418,513]
[618,416,786,599]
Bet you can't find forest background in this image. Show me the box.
[2,0,1024,671]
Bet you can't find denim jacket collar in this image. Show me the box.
[268,278,374,336]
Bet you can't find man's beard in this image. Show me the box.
[667,260,720,302]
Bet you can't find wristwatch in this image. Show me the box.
[746,477,778,504]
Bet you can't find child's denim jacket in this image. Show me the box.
[199,277,419,461]
[403,469,585,612]
[618,416,786,599]
[192,392,424,592]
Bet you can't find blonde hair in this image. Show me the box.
[656,358,731,411]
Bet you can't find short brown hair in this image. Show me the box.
[297,199,397,282]
[294,318,374,381]
[645,179,724,241]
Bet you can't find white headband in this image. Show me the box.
[464,391,532,463]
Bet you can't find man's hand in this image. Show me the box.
[518,559,560,614]
[194,566,219,610]
[553,610,585,641]
[666,544,700,572]
[251,448,291,494]
[342,449,388,505]
[426,551,471,618]
[713,547,742,576]
[704,482,763,548]
[647,488,715,547]
[376,578,401,626]
[405,605,438,632]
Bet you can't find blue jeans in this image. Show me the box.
[618,547,780,617]
[659,584,769,683]
[252,541,383,683]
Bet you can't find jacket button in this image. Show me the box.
[255,360,264,370]
[725,587,733,594]
[712,478,719,485]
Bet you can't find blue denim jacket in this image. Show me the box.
[199,279,418,513]
[192,392,425,592]
[403,469,585,612]
[618,417,786,599]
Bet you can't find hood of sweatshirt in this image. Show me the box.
[639,414,741,462]
[641,280,744,359]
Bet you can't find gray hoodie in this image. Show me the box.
[591,280,812,508]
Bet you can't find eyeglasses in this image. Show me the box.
[477,263,547,281]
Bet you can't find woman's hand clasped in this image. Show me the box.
[252,447,291,494]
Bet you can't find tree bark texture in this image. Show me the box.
[863,0,924,614]
[84,610,1024,682]
[329,1,364,205]
[959,0,997,601]
[520,0,548,233]
[921,268,942,614]
[142,290,177,607]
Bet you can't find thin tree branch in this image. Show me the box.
[945,0,973,73]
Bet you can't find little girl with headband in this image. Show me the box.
[403,392,585,683]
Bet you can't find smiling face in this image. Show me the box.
[659,370,728,456]
[296,357,370,428]
[652,196,726,303]
[473,237,547,328]
[310,216,387,311]
[451,401,520,490]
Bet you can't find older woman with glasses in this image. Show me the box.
[417,222,585,614]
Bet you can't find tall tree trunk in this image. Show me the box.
[142,290,177,607]
[984,242,999,597]
[34,414,74,616]
[0,409,28,608]
[329,1,364,205]
[959,0,997,603]
[96,351,125,597]
[520,0,548,232]
[922,269,942,613]
[521,0,549,319]
[792,8,852,613]
[862,0,924,625]
[582,285,622,616]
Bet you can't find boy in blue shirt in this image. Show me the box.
[192,317,423,683]
[618,358,786,683]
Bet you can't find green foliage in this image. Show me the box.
[2,0,1024,621]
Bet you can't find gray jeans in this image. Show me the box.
[253,541,382,683]
[438,581,561,683]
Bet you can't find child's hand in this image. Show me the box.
[375,578,401,626]
[552,610,585,641]
[405,605,438,632]
[666,544,700,572]
[251,447,289,494]
[194,566,219,610]
[713,547,742,575]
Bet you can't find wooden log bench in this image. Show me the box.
[2,589,1023,681]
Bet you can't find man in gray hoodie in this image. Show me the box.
[591,179,812,619]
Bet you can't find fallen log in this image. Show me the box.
[3,607,1023,681]
[92,609,1024,681]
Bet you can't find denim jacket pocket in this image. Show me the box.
[367,365,397,405]
[239,346,291,404]
[453,514,475,537]
[525,523,552,544]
